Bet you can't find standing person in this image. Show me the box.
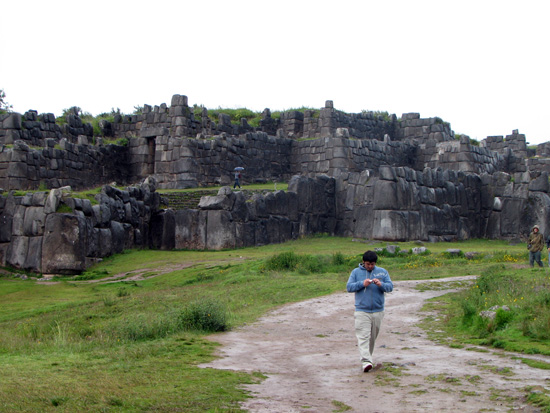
[346,250,393,372]
[528,225,544,267]
[233,170,241,189]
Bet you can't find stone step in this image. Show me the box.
[160,189,272,210]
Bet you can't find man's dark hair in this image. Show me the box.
[363,250,378,263]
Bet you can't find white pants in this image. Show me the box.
[354,311,384,367]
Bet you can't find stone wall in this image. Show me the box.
[335,166,485,241]
[298,101,398,140]
[0,179,159,274]
[482,130,529,173]
[395,113,454,142]
[290,136,417,177]
[417,136,506,175]
[334,166,550,242]
[2,169,550,275]
[156,175,337,251]
[107,98,450,143]
[0,139,130,191]
[0,109,92,147]
[2,94,545,194]
[0,131,519,193]
[150,132,293,189]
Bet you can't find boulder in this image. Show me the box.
[412,247,427,254]
[198,187,235,210]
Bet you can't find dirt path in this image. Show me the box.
[201,276,549,412]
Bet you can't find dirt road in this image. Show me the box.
[201,277,549,412]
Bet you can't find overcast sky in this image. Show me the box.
[1,0,549,144]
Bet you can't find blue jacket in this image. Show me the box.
[346,263,393,313]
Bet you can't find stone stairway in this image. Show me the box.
[161,191,217,210]
[161,189,274,210]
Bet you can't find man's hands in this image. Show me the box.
[363,278,381,287]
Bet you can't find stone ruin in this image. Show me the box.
[1,94,550,274]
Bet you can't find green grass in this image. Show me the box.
[1,237,548,411]
[196,106,321,129]
[419,262,550,356]
[157,181,288,194]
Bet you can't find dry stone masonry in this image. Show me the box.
[1,93,550,274]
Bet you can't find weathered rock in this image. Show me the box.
[174,209,206,249]
[412,247,427,254]
[41,213,87,274]
[23,206,46,236]
[205,210,235,250]
[386,245,399,254]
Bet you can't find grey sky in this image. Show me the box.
[1,0,548,144]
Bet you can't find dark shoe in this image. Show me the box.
[363,363,373,372]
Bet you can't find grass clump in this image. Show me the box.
[263,251,301,271]
[179,299,229,332]
[261,251,359,275]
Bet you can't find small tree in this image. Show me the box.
[0,89,13,113]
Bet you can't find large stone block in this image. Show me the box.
[372,210,409,241]
[11,205,26,236]
[24,236,43,272]
[86,226,100,258]
[6,235,28,268]
[373,180,397,210]
[235,221,256,248]
[0,243,8,266]
[41,213,87,274]
[7,162,27,178]
[206,210,235,250]
[352,204,374,239]
[379,166,397,181]
[230,192,249,222]
[171,94,188,107]
[23,206,46,236]
[150,209,175,250]
[198,188,235,210]
[140,127,168,138]
[110,220,126,253]
[529,172,550,193]
[98,228,112,258]
[264,191,288,216]
[174,209,206,249]
[173,158,197,174]
[0,201,13,242]
[3,113,22,129]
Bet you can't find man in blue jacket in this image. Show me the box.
[347,250,393,372]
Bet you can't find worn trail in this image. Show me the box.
[201,276,548,412]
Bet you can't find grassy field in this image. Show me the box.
[1,236,549,411]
